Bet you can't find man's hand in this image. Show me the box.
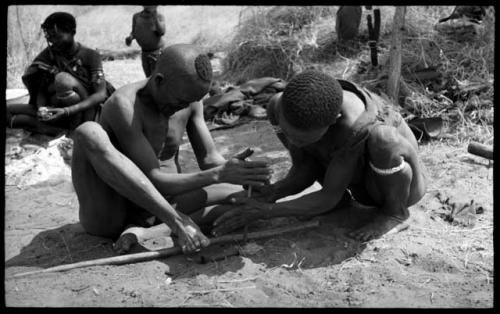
[245,184,277,202]
[173,213,210,253]
[125,36,133,46]
[211,197,271,236]
[215,158,272,186]
[214,148,272,186]
[40,107,68,122]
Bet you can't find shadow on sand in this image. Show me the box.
[6,204,381,280]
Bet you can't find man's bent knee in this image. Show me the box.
[54,72,84,106]
[73,121,114,154]
[54,72,80,91]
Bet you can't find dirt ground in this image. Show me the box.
[3,115,493,307]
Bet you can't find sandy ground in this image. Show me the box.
[3,117,493,307]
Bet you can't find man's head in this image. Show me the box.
[150,44,213,116]
[143,6,158,13]
[279,70,343,147]
[41,12,76,52]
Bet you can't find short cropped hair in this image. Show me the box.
[282,70,343,130]
[41,12,76,34]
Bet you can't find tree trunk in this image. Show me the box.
[15,6,30,62]
[387,6,406,104]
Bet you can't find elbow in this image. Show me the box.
[310,190,339,215]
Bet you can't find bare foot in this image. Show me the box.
[347,214,407,242]
[113,224,174,254]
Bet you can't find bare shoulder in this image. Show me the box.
[267,92,282,123]
[189,100,203,113]
[102,89,133,117]
[101,81,145,125]
[338,90,366,128]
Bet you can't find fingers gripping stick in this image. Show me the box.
[232,147,254,160]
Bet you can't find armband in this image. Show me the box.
[369,156,407,176]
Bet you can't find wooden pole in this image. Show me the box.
[467,141,493,160]
[387,6,406,104]
[9,220,320,279]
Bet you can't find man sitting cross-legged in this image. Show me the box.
[71,44,271,254]
[212,70,427,242]
[7,12,114,136]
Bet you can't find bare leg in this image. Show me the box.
[6,103,65,136]
[72,122,188,240]
[9,113,66,136]
[141,52,153,77]
[348,124,426,241]
[71,123,128,238]
[114,183,243,253]
[54,72,97,129]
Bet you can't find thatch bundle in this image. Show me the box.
[223,6,333,83]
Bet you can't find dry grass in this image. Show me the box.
[399,6,495,144]
[222,6,335,83]
[223,5,494,144]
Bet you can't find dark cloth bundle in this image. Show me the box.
[203,77,286,125]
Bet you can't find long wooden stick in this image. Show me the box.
[9,220,319,279]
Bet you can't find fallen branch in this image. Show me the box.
[8,220,319,279]
[190,285,256,295]
[408,68,441,82]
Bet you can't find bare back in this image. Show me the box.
[133,12,166,51]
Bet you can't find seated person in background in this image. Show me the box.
[71,44,271,254]
[125,5,166,77]
[212,70,427,242]
[6,12,114,136]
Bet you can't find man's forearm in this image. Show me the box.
[65,92,106,116]
[263,190,342,219]
[150,167,221,196]
[268,169,316,202]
